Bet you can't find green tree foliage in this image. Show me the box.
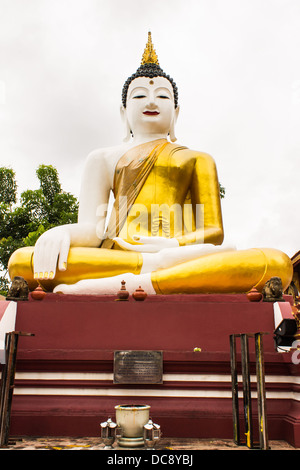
[36,165,61,204]
[0,165,78,295]
[0,167,17,207]
[219,183,225,199]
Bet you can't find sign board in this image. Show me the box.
[113,350,163,384]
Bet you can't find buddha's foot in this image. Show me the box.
[141,243,236,273]
[53,272,156,295]
[53,284,74,294]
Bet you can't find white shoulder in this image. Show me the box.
[86,144,128,162]
[83,144,130,188]
[86,144,130,169]
[85,147,108,166]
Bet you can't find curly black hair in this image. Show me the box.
[122,63,178,109]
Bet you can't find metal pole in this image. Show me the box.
[240,334,253,448]
[255,333,269,450]
[0,336,9,446]
[0,333,13,447]
[229,334,240,445]
[0,332,19,447]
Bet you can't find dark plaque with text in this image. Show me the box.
[113,350,163,384]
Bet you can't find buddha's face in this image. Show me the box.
[123,76,179,137]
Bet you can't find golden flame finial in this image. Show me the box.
[141,31,159,66]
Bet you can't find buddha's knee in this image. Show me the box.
[8,246,37,291]
[254,248,293,291]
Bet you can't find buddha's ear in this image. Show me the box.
[120,105,131,142]
[169,106,180,142]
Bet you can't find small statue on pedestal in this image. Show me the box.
[6,276,29,301]
[262,277,284,302]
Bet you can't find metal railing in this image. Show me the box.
[0,331,34,447]
[229,332,269,450]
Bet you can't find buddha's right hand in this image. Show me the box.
[33,226,71,280]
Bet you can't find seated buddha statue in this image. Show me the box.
[8,33,293,295]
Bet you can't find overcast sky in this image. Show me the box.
[0,0,299,257]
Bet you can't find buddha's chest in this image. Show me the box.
[136,154,195,205]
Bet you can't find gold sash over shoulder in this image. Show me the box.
[101,139,167,247]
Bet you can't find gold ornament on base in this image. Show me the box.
[117,280,129,301]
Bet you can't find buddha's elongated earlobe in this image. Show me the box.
[123,120,131,142]
[169,119,177,142]
[120,105,131,142]
[169,106,180,142]
[169,124,177,142]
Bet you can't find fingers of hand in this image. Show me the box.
[113,237,144,251]
[132,235,162,245]
[33,238,57,280]
[33,231,70,279]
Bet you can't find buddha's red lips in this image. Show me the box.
[143,111,159,115]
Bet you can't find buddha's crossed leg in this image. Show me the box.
[8,244,292,295]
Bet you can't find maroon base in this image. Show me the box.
[8,293,300,447]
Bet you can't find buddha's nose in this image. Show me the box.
[146,101,156,109]
[146,93,157,108]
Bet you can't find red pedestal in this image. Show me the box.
[8,293,300,447]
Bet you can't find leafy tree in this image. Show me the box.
[0,167,17,207]
[0,165,78,295]
[36,165,61,205]
[219,183,225,199]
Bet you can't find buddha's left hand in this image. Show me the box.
[113,235,179,252]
